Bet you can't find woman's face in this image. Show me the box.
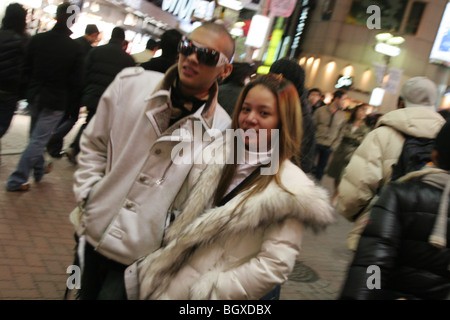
[238,84,280,150]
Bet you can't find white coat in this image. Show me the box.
[125,142,336,299]
[71,65,231,265]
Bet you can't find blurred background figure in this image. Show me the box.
[270,58,316,174]
[218,62,256,116]
[140,29,182,73]
[6,2,84,191]
[340,119,450,300]
[0,2,28,139]
[325,103,370,206]
[74,24,100,55]
[46,24,100,159]
[64,26,135,165]
[308,88,325,114]
[132,38,159,65]
[313,90,348,181]
[338,77,446,251]
[364,112,382,130]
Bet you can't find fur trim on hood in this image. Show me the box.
[136,160,335,299]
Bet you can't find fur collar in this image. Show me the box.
[137,160,335,299]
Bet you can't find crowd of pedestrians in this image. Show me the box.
[0,1,449,301]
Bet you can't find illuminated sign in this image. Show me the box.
[162,0,199,20]
[429,2,450,67]
[335,75,353,89]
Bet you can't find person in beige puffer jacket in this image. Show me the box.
[338,77,446,251]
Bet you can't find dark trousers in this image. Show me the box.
[78,242,128,300]
[46,106,80,157]
[313,144,333,181]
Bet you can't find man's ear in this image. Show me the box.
[219,63,233,82]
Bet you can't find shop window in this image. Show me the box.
[404,1,426,34]
[346,0,408,31]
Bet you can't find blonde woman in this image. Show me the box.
[125,74,335,300]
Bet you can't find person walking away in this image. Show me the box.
[218,62,256,116]
[270,58,317,174]
[46,24,100,159]
[6,2,83,192]
[140,29,182,74]
[132,38,159,65]
[0,3,28,139]
[312,90,348,181]
[340,119,450,300]
[338,77,446,251]
[64,27,135,165]
[70,22,235,299]
[125,73,335,300]
[326,103,370,205]
[74,24,100,55]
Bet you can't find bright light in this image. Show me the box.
[375,33,393,42]
[343,65,353,77]
[218,0,243,11]
[299,57,306,65]
[245,15,271,48]
[43,4,57,14]
[369,87,385,106]
[306,57,314,64]
[387,36,405,45]
[375,43,401,56]
[326,61,336,73]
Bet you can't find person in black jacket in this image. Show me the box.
[6,2,84,192]
[339,119,450,300]
[0,3,28,139]
[270,58,317,174]
[46,24,100,158]
[140,29,182,74]
[64,26,135,164]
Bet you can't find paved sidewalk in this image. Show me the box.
[0,114,354,300]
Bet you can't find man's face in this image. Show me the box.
[177,27,232,95]
[308,91,321,105]
[86,32,100,46]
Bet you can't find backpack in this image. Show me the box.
[391,134,435,181]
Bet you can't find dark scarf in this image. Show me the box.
[169,76,206,125]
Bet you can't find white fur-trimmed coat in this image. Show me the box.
[125,160,335,300]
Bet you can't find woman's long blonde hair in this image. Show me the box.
[213,73,303,205]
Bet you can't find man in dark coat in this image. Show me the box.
[140,29,182,74]
[64,26,135,164]
[46,24,100,158]
[74,24,100,55]
[6,2,84,191]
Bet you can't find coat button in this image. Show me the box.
[139,175,148,184]
[125,201,135,210]
[155,148,162,155]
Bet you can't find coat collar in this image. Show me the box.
[144,65,221,134]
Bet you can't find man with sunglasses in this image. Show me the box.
[70,22,235,299]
